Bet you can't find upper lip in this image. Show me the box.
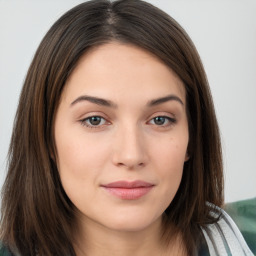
[101,180,154,188]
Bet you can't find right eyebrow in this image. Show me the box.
[70,95,117,108]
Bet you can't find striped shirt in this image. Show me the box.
[200,204,254,255]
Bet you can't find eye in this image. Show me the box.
[149,116,176,126]
[80,116,108,128]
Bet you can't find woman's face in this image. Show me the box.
[55,42,189,232]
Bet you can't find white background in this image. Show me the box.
[0,0,255,203]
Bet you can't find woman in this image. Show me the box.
[0,0,253,255]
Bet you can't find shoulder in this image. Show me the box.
[200,203,254,256]
[0,243,14,256]
[225,198,256,255]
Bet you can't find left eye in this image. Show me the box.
[149,116,175,126]
[81,116,107,127]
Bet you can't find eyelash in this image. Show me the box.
[79,115,176,129]
[80,116,109,129]
[148,116,176,127]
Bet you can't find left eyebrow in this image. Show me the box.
[147,94,184,107]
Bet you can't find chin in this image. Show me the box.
[100,212,161,233]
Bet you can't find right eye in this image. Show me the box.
[80,116,108,128]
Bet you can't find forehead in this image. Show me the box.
[62,42,186,105]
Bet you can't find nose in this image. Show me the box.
[111,125,148,170]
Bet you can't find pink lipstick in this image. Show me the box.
[101,180,154,200]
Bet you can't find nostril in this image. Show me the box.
[114,160,145,170]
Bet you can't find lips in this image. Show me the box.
[101,180,154,200]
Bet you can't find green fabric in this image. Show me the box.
[0,244,12,256]
[225,197,256,255]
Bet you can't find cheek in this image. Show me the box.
[152,136,188,170]
[150,134,188,199]
[54,129,112,200]
[55,136,100,209]
[56,138,87,176]
[55,130,107,176]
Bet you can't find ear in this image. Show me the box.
[184,152,190,162]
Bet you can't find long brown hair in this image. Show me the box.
[0,0,223,255]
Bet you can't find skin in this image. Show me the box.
[54,42,189,256]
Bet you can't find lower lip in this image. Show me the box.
[102,186,153,200]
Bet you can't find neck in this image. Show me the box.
[73,216,185,256]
